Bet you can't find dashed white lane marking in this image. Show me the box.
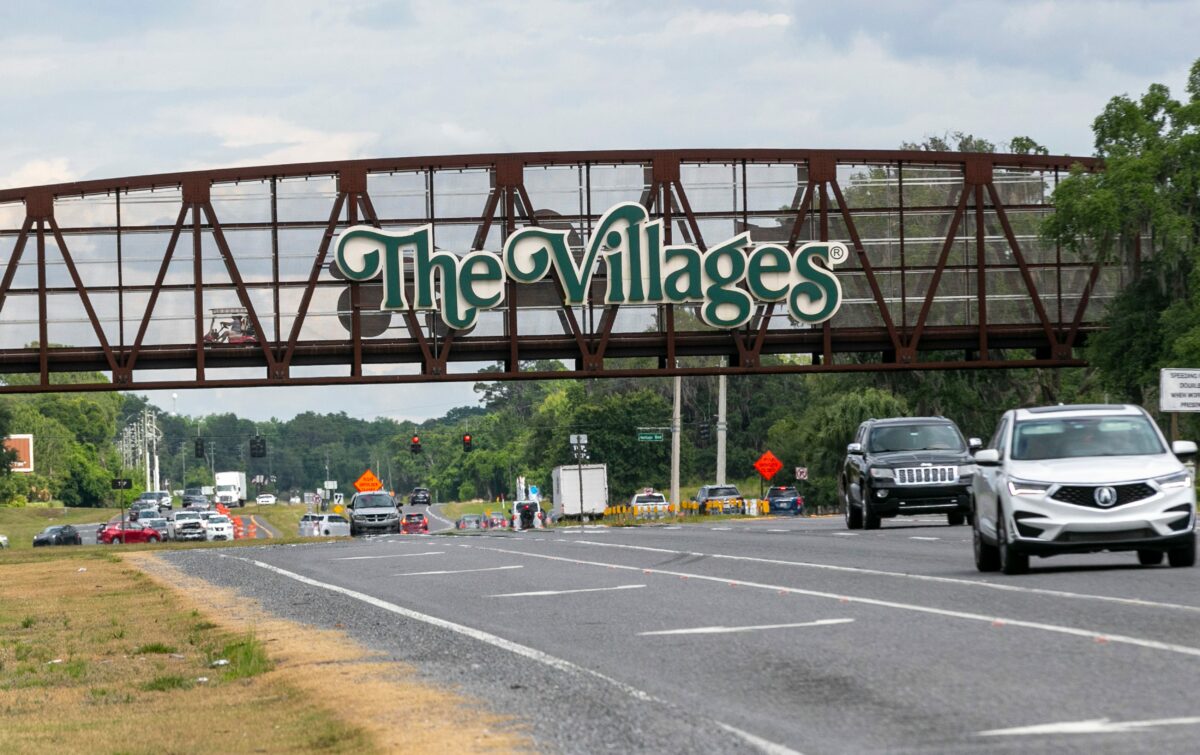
[710,527,731,531]
[767,529,790,533]
[640,618,854,636]
[490,584,646,598]
[716,722,804,755]
[978,715,1200,737]
[223,554,796,755]
[466,544,1200,660]
[834,532,857,536]
[333,551,445,561]
[662,526,681,530]
[569,539,1200,615]
[909,536,940,541]
[395,565,523,577]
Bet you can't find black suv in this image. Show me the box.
[409,487,431,506]
[840,417,981,529]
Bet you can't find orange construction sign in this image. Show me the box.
[354,469,383,492]
[754,450,783,481]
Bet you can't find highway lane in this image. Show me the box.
[162,516,1200,754]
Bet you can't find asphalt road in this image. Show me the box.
[159,513,1200,754]
[79,511,277,545]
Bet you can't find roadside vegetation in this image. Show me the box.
[0,550,369,754]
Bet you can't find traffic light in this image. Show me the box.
[250,436,267,458]
[410,435,422,454]
[463,433,473,452]
[194,438,206,458]
[699,423,711,443]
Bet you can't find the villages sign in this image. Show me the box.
[333,202,848,331]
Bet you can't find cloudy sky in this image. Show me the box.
[1,0,1195,421]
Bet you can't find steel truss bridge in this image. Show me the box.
[0,149,1110,394]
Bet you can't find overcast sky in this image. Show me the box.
[1,0,1195,422]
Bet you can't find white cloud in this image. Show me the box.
[0,157,76,190]
[666,10,790,37]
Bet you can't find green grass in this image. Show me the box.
[0,507,122,550]
[134,642,177,655]
[439,501,499,520]
[214,634,271,680]
[141,674,194,692]
[232,503,308,537]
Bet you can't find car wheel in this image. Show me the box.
[860,485,880,530]
[1167,535,1196,568]
[997,515,1028,575]
[973,514,1000,572]
[148,535,160,543]
[947,512,965,526]
[1137,549,1164,566]
[844,486,862,530]
[113,537,123,545]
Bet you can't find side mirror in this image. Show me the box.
[974,448,1001,466]
[1172,440,1198,460]
[968,437,983,451]
[847,442,863,455]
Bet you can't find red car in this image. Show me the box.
[98,521,162,545]
[401,513,429,534]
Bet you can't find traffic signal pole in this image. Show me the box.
[716,370,727,486]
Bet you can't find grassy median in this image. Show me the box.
[0,506,121,550]
[0,549,529,754]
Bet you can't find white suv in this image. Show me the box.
[972,404,1196,574]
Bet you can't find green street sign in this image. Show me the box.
[637,432,664,442]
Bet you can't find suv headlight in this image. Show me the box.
[1155,471,1192,490]
[869,467,894,479]
[1007,479,1051,497]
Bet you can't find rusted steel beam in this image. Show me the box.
[986,182,1063,357]
[975,185,988,358]
[0,216,33,317]
[47,216,119,375]
[0,149,1098,205]
[36,220,48,385]
[280,191,347,373]
[202,202,280,375]
[905,185,970,357]
[830,179,900,353]
[191,204,204,380]
[125,205,189,373]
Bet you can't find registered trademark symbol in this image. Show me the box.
[828,243,849,265]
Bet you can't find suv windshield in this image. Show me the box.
[353,494,394,508]
[869,424,964,453]
[706,486,739,497]
[1012,416,1165,460]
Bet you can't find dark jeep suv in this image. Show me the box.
[409,487,431,506]
[841,417,981,529]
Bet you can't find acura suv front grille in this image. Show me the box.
[1050,483,1156,508]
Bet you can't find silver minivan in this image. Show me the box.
[972,404,1196,574]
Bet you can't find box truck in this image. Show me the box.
[552,463,609,518]
[214,471,247,507]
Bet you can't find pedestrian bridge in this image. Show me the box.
[0,148,1112,393]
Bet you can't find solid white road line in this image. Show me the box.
[978,716,1200,737]
[909,536,939,541]
[569,539,1200,615]
[710,527,731,531]
[490,584,646,598]
[333,551,445,561]
[640,619,854,636]
[395,565,523,577]
[833,532,857,536]
[768,529,790,533]
[222,554,796,755]
[466,544,1200,660]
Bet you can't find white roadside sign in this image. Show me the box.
[1160,368,1200,412]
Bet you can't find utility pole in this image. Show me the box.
[671,375,681,510]
[716,370,728,485]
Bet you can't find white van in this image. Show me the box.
[299,513,351,537]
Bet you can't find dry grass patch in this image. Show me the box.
[0,552,370,754]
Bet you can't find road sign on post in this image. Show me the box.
[111,478,132,490]
[795,467,808,481]
[637,432,664,442]
[353,470,382,493]
[754,451,783,480]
